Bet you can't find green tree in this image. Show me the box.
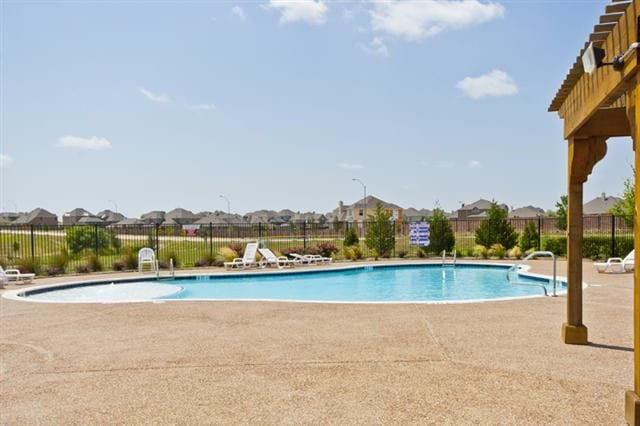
[609,168,635,226]
[425,208,455,254]
[365,202,395,258]
[552,196,568,231]
[519,221,539,251]
[66,226,120,255]
[475,203,518,249]
[343,226,359,247]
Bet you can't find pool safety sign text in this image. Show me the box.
[409,222,430,246]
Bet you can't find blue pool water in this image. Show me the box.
[22,264,564,303]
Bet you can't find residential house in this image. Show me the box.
[509,206,545,218]
[334,195,404,223]
[165,208,198,225]
[403,208,433,222]
[457,199,508,220]
[13,208,58,226]
[140,211,165,225]
[63,208,95,225]
[112,218,145,226]
[97,210,125,224]
[583,193,622,215]
[0,212,23,224]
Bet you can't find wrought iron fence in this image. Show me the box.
[0,215,633,275]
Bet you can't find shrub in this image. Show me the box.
[49,249,69,273]
[475,203,518,249]
[160,250,180,268]
[87,254,103,272]
[195,254,217,267]
[227,243,245,257]
[397,250,407,258]
[314,242,338,258]
[43,266,63,276]
[426,208,455,255]
[18,257,41,274]
[121,247,138,270]
[281,246,305,257]
[66,226,120,256]
[343,227,359,247]
[542,237,566,257]
[473,245,488,259]
[219,247,239,263]
[416,248,425,258]
[507,246,523,259]
[553,196,568,231]
[519,221,539,251]
[112,261,126,271]
[344,245,362,261]
[488,243,506,259]
[76,264,90,273]
[364,202,395,258]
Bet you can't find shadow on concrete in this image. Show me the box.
[588,342,633,352]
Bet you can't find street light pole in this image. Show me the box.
[352,178,366,234]
[219,195,231,215]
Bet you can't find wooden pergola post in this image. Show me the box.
[563,137,607,345]
[548,2,639,421]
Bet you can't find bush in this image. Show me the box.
[343,227,359,247]
[488,243,506,259]
[344,245,363,261]
[18,257,41,274]
[49,249,69,274]
[397,250,407,258]
[507,246,522,259]
[542,237,566,257]
[121,248,138,270]
[76,264,90,274]
[475,203,518,249]
[281,246,305,257]
[416,248,425,258]
[43,266,63,276]
[314,242,338,258]
[87,254,103,272]
[365,202,395,258]
[426,208,455,255]
[227,243,245,257]
[195,254,217,267]
[66,226,120,256]
[519,221,539,251]
[112,261,126,271]
[219,247,239,263]
[473,245,488,259]
[160,250,180,268]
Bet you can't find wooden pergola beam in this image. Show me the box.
[574,107,631,137]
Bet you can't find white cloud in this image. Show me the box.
[467,160,481,168]
[370,0,505,41]
[231,5,246,20]
[0,154,13,168]
[338,162,365,170]
[358,37,389,57]
[456,69,518,99]
[267,0,328,25]
[56,136,113,151]
[138,87,171,104]
[187,103,217,111]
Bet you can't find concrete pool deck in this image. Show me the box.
[0,259,633,424]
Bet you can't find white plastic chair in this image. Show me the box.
[258,248,297,269]
[594,250,634,273]
[138,248,158,273]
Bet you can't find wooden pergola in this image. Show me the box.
[549,0,639,423]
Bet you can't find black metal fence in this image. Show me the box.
[0,215,633,275]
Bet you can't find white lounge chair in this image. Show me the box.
[0,265,35,284]
[225,242,260,270]
[258,248,297,269]
[138,248,158,273]
[289,253,331,265]
[594,250,634,273]
[306,254,332,264]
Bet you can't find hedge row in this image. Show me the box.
[541,236,634,260]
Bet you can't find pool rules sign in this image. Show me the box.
[409,222,430,247]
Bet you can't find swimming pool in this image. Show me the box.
[9,263,566,304]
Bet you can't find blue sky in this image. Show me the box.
[0,0,634,218]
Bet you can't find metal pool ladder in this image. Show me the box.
[441,250,456,266]
[506,251,557,297]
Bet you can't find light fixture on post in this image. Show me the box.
[582,41,639,74]
[219,195,230,215]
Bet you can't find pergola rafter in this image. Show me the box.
[550,1,639,423]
